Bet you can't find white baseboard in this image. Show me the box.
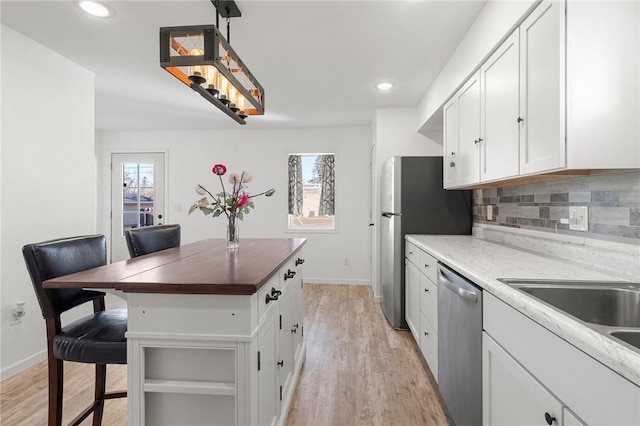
[1,348,46,381]
[303,278,370,286]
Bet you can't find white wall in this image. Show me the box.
[97,127,372,285]
[371,108,442,297]
[417,0,538,130]
[0,25,97,379]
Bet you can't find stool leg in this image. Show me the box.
[92,364,107,426]
[48,357,63,426]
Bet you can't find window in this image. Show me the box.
[122,163,156,234]
[288,153,335,231]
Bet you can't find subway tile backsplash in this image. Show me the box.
[473,170,640,244]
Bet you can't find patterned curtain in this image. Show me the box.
[288,155,303,215]
[318,154,335,216]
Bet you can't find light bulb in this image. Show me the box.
[188,48,205,80]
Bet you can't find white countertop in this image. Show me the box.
[406,234,640,387]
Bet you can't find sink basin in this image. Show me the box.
[498,279,640,353]
[610,330,640,348]
[517,286,640,328]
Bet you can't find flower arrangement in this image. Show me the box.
[189,163,275,248]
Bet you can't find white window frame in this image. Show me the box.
[286,152,337,233]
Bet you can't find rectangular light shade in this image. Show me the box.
[160,25,264,125]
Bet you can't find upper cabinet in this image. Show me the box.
[519,0,565,175]
[443,0,639,189]
[444,72,481,188]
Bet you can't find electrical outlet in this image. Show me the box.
[569,206,589,231]
[487,205,493,221]
[10,302,26,325]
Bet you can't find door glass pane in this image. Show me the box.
[122,163,155,234]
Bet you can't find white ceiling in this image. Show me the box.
[1,0,486,131]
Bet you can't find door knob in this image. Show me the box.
[157,214,163,219]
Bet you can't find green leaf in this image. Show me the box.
[188,204,198,215]
[200,206,214,215]
[213,210,222,217]
[197,197,210,207]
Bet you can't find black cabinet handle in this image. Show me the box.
[265,287,281,303]
[424,288,429,292]
[295,257,305,266]
[277,360,284,367]
[545,412,556,425]
[291,327,297,334]
[284,269,296,280]
[517,117,524,123]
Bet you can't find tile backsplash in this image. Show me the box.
[473,170,640,244]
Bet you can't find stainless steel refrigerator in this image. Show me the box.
[380,156,472,329]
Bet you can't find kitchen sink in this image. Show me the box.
[498,279,640,353]
[610,330,640,348]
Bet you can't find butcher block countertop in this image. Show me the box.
[44,238,307,295]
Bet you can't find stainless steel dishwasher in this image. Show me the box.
[438,263,483,426]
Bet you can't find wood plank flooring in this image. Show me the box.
[0,285,447,425]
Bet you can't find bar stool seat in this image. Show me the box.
[53,308,127,365]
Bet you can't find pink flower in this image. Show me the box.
[228,173,240,185]
[212,164,227,176]
[241,170,253,183]
[236,193,249,208]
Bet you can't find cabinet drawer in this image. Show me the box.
[420,274,438,330]
[258,275,280,324]
[406,241,420,266]
[419,251,438,284]
[420,313,438,382]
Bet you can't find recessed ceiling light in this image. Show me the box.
[376,82,393,91]
[77,1,111,18]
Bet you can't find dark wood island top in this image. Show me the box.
[44,238,307,295]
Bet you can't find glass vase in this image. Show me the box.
[226,216,239,250]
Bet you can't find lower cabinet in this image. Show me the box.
[483,332,566,426]
[405,240,439,381]
[484,292,640,425]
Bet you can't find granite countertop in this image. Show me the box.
[406,234,640,387]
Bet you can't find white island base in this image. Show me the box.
[125,256,305,426]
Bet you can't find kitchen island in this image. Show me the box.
[406,230,640,425]
[45,238,307,426]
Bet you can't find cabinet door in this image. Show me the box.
[291,272,304,365]
[443,97,459,188]
[481,30,520,182]
[455,71,481,186]
[483,332,563,426]
[278,288,293,410]
[405,261,420,341]
[519,0,566,175]
[258,313,279,426]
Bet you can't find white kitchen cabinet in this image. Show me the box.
[480,30,520,182]
[443,0,639,188]
[519,0,565,175]
[405,260,421,341]
[443,71,481,188]
[484,292,640,425]
[404,240,439,381]
[483,332,563,426]
[258,311,279,426]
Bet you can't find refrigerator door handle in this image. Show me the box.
[381,212,402,218]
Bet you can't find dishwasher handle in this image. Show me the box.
[438,269,478,303]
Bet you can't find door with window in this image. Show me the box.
[110,152,165,262]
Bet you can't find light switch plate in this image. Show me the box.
[569,206,588,231]
[487,205,493,221]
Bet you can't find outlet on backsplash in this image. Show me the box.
[569,206,589,232]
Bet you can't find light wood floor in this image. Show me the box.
[1,284,447,426]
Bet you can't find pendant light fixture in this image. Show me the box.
[160,0,264,124]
